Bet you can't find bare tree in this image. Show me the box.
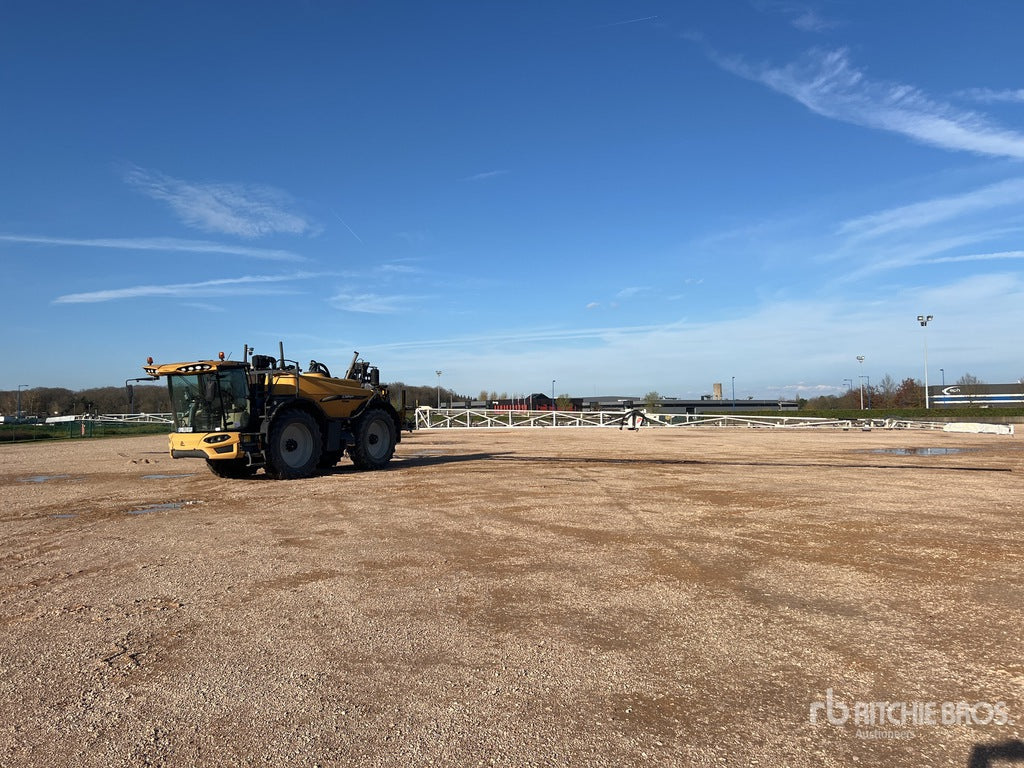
[876,374,898,408]
[956,373,984,404]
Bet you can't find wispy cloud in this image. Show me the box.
[752,1,839,33]
[615,286,651,299]
[837,177,1024,241]
[54,274,312,304]
[378,263,421,275]
[329,292,425,314]
[819,174,1024,280]
[927,249,1024,264]
[125,165,316,238]
[719,48,1024,159]
[835,232,1016,282]
[788,9,835,33]
[180,301,229,313]
[462,170,509,182]
[958,88,1024,105]
[0,234,305,261]
[372,322,672,351]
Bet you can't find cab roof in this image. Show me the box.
[143,360,247,377]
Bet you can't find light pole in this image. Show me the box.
[551,380,556,409]
[856,356,865,410]
[731,376,735,409]
[435,370,442,408]
[917,315,933,409]
[17,384,29,420]
[860,375,871,409]
[940,368,945,387]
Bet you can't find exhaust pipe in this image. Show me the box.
[344,351,359,379]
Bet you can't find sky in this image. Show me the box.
[3,1,1024,400]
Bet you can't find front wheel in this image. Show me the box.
[349,408,396,470]
[266,410,322,480]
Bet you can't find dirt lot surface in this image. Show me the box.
[1,426,1022,767]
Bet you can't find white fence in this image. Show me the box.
[414,408,1012,433]
[44,413,174,425]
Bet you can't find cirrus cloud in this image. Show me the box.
[125,165,316,238]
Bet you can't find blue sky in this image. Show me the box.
[3,1,1024,399]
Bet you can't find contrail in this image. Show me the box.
[330,208,364,244]
[592,15,658,29]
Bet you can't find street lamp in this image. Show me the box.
[435,370,442,408]
[856,356,865,410]
[731,376,735,409]
[940,368,945,387]
[551,380,556,409]
[917,315,933,409]
[17,384,29,420]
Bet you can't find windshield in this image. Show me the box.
[167,369,250,432]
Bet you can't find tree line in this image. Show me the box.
[0,385,169,418]
[803,373,987,410]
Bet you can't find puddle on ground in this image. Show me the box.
[142,474,196,480]
[126,500,202,515]
[19,475,70,483]
[870,447,971,456]
[51,513,78,519]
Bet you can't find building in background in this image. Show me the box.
[929,383,1024,407]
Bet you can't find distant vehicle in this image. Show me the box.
[143,343,402,479]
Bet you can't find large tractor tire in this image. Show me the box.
[349,408,397,470]
[206,458,256,479]
[266,409,322,480]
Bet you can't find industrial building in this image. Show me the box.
[929,383,1024,407]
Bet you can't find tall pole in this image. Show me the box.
[940,368,944,387]
[856,356,865,410]
[435,370,442,408]
[917,315,933,409]
[551,380,555,409]
[731,376,735,409]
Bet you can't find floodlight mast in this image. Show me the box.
[856,356,865,410]
[917,315,933,409]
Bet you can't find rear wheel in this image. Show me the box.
[349,408,396,470]
[266,410,322,479]
[206,458,256,479]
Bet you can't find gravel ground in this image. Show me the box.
[1,426,1022,767]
